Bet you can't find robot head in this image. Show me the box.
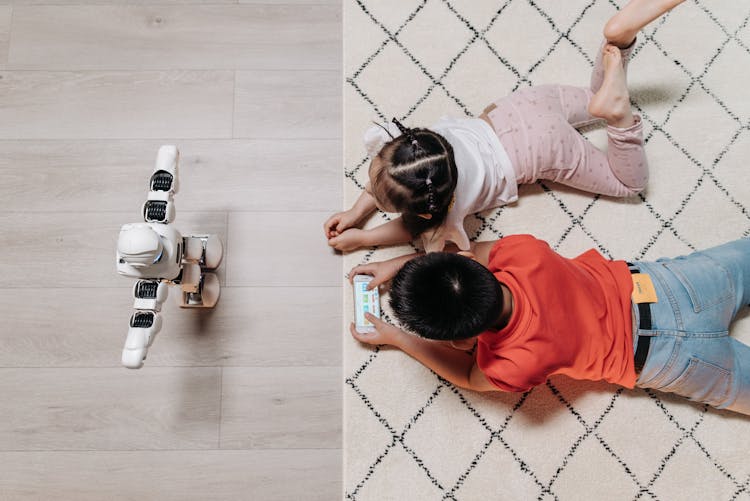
[117,225,164,268]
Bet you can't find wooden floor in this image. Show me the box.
[0,2,342,499]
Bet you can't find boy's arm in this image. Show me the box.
[349,251,418,290]
[349,238,502,289]
[442,240,497,267]
[468,240,497,267]
[351,314,500,392]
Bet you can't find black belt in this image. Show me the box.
[628,264,652,373]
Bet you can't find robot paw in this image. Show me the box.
[203,235,223,270]
[122,312,161,368]
[122,348,147,369]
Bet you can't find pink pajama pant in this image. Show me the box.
[482,42,647,197]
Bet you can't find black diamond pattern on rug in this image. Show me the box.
[343,1,750,499]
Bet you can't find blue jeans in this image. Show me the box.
[632,239,750,414]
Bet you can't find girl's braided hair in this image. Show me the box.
[370,118,458,237]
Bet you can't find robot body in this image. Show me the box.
[116,146,222,369]
[116,222,183,281]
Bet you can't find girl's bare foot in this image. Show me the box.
[588,45,634,129]
[604,0,686,48]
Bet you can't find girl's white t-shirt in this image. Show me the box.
[421,117,517,252]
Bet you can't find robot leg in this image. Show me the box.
[122,311,162,369]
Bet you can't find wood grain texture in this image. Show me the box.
[0,6,9,68]
[226,211,341,287]
[241,0,340,4]
[0,450,341,501]
[0,287,342,368]
[0,0,344,497]
[0,71,233,139]
[0,368,221,450]
[0,139,341,212]
[0,211,227,288]
[234,70,342,139]
[8,5,340,70]
[220,367,341,449]
[0,0,236,4]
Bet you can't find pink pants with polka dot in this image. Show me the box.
[483,42,647,197]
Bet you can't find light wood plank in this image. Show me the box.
[0,0,344,498]
[8,5,340,71]
[0,368,220,450]
[221,367,341,449]
[241,0,339,4]
[0,450,340,501]
[234,70,342,139]
[0,0,237,4]
[0,71,233,139]
[0,211,227,288]
[0,139,341,212]
[0,287,342,368]
[227,211,341,287]
[0,6,10,68]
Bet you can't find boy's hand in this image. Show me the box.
[349,259,401,290]
[328,228,368,252]
[350,313,405,347]
[324,210,360,239]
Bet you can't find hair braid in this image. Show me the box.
[392,117,424,155]
[425,177,436,213]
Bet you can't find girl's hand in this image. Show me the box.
[350,313,406,347]
[324,210,360,239]
[328,228,368,252]
[348,259,402,290]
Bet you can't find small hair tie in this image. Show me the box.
[425,176,436,212]
[391,117,409,135]
[392,117,422,152]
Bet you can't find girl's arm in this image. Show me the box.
[350,313,498,392]
[324,190,378,238]
[361,217,412,246]
[328,216,413,252]
[350,189,378,221]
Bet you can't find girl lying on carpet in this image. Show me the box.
[325,0,685,253]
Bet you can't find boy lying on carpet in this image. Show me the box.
[326,0,685,253]
[349,235,750,415]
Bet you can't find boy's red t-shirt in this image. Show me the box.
[476,235,637,392]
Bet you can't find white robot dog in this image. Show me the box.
[116,145,223,369]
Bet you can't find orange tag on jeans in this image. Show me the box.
[631,273,658,304]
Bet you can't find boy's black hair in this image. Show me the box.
[389,252,504,341]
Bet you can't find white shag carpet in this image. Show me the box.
[343,1,750,499]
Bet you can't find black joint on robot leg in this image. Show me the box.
[144,200,168,222]
[135,280,159,299]
[130,311,155,328]
[150,170,174,192]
